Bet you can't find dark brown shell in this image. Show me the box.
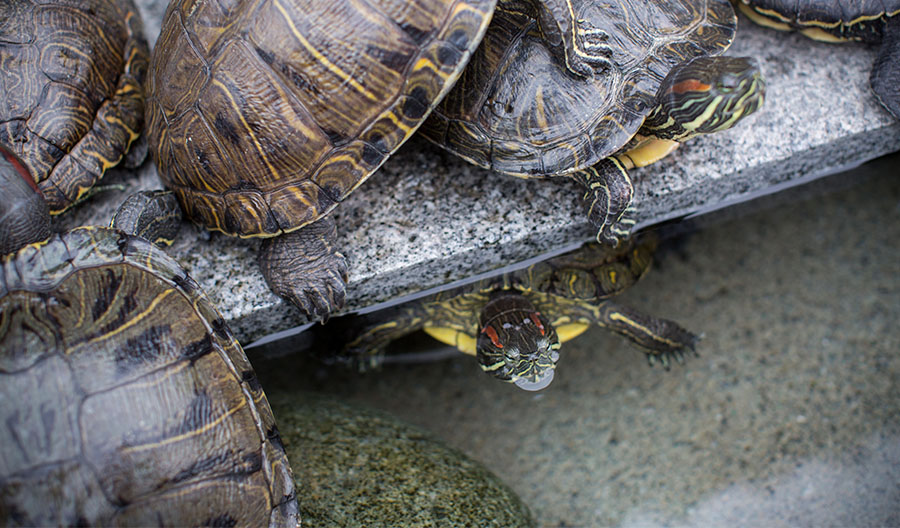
[420,0,737,176]
[0,0,149,213]
[738,0,900,42]
[0,226,297,526]
[147,0,496,238]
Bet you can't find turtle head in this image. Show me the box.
[646,56,766,140]
[477,292,561,391]
[0,146,51,254]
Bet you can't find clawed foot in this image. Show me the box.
[573,21,613,75]
[259,216,349,321]
[573,158,635,247]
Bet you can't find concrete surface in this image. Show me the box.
[58,3,900,343]
[253,154,900,527]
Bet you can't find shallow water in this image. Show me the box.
[255,153,900,527]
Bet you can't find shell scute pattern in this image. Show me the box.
[149,0,495,237]
[422,0,738,176]
[0,0,148,212]
[0,227,296,526]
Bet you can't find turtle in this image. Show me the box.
[145,0,682,321]
[419,0,767,246]
[336,236,698,391]
[733,0,900,119]
[0,146,298,526]
[0,0,150,214]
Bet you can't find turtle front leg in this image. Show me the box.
[570,158,636,246]
[338,306,431,371]
[259,215,349,321]
[553,298,699,369]
[871,17,900,120]
[502,0,613,77]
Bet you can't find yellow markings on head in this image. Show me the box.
[424,326,477,355]
[555,322,590,343]
[608,269,617,284]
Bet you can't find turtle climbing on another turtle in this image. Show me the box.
[734,0,900,119]
[0,0,149,213]
[420,0,766,246]
[0,146,298,526]
[145,0,674,322]
[336,237,698,391]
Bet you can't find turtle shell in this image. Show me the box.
[0,0,149,213]
[147,0,496,238]
[420,0,737,176]
[736,0,900,42]
[0,227,297,526]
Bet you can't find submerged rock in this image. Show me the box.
[270,393,535,527]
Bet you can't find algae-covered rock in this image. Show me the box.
[270,393,535,527]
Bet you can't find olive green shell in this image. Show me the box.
[737,0,900,42]
[400,238,654,329]
[420,0,737,176]
[0,227,296,526]
[0,0,149,213]
[147,0,495,238]
[463,238,653,303]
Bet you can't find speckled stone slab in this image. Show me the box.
[57,4,900,343]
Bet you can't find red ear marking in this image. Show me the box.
[529,312,545,335]
[481,325,504,348]
[1,148,39,193]
[669,79,711,94]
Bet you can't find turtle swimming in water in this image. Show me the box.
[420,0,766,245]
[337,237,698,391]
[0,146,297,526]
[735,0,900,119]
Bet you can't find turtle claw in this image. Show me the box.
[259,216,349,322]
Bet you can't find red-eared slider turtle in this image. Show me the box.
[339,237,697,391]
[0,147,297,526]
[0,0,149,213]
[420,0,766,245]
[146,0,659,320]
[145,0,497,320]
[735,0,900,119]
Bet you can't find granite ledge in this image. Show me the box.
[57,12,900,344]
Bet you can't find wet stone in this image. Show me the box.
[269,392,536,528]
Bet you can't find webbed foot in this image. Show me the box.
[259,215,349,321]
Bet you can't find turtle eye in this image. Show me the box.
[528,312,545,335]
[717,73,738,92]
[505,348,520,360]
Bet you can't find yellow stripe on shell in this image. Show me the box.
[87,288,177,345]
[273,0,379,102]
